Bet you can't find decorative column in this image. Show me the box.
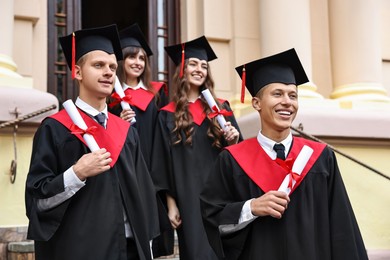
[259,0,323,99]
[329,0,389,102]
[0,0,22,79]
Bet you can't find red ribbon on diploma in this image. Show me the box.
[70,124,98,136]
[208,105,233,119]
[108,92,134,108]
[275,158,302,189]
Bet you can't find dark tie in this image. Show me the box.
[94,113,106,127]
[273,143,286,160]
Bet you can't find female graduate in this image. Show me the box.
[109,23,168,169]
[150,36,243,260]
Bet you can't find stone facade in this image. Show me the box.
[0,227,33,260]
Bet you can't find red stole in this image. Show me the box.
[226,137,326,194]
[124,82,166,111]
[50,109,129,167]
[160,98,228,126]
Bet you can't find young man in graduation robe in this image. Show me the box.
[200,48,368,260]
[25,25,159,260]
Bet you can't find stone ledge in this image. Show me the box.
[0,226,28,243]
[368,250,390,260]
[238,99,390,140]
[296,99,390,139]
[8,241,34,253]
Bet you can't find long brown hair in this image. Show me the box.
[171,59,223,148]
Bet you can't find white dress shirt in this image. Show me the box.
[122,80,148,91]
[237,132,292,223]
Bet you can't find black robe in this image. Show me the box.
[109,82,172,257]
[109,82,168,170]
[200,137,368,260]
[25,110,159,260]
[150,99,243,260]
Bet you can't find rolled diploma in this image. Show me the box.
[63,99,100,152]
[114,76,136,124]
[278,145,314,194]
[201,89,227,130]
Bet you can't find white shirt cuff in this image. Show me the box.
[238,199,258,224]
[36,167,85,211]
[64,166,86,189]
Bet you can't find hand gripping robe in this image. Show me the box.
[25,109,160,260]
[200,136,368,260]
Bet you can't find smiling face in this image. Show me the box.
[123,48,146,85]
[252,82,298,141]
[185,57,208,89]
[76,50,118,104]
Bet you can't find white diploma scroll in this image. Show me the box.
[201,89,228,130]
[278,145,314,195]
[63,99,100,152]
[114,76,136,125]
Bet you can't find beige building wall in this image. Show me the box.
[0,0,57,229]
[0,133,33,225]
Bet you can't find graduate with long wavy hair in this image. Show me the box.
[150,36,243,260]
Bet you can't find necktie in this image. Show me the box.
[273,143,286,160]
[94,113,106,127]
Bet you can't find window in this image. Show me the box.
[47,0,180,104]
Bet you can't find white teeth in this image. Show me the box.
[278,111,292,115]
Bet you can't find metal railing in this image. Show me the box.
[291,125,390,182]
[1,104,57,183]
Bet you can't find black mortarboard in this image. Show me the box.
[235,48,309,102]
[59,24,123,78]
[119,23,153,56]
[165,36,217,77]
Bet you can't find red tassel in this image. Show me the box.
[179,43,185,78]
[240,65,246,103]
[71,32,76,79]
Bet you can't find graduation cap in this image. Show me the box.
[235,48,309,103]
[119,23,153,56]
[164,35,217,77]
[59,24,123,79]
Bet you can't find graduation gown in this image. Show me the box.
[25,109,160,260]
[150,99,243,260]
[109,82,172,257]
[109,82,168,170]
[200,137,368,260]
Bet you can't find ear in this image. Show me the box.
[252,97,261,111]
[74,65,82,80]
